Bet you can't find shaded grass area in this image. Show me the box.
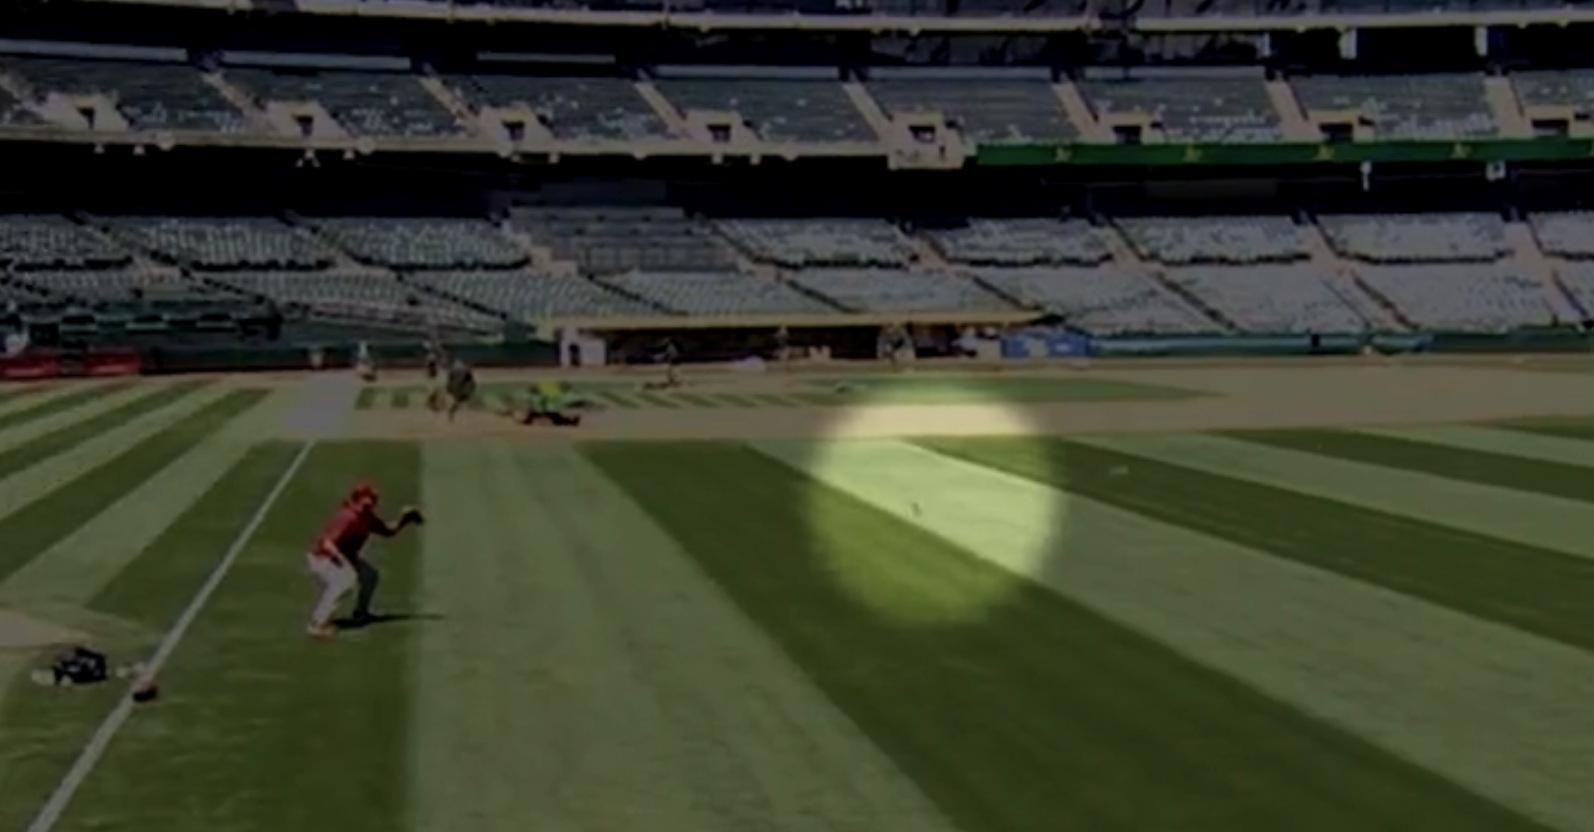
[925,437,1594,654]
[0,389,265,584]
[584,441,1543,832]
[0,442,301,832]
[41,442,422,832]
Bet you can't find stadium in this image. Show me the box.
[4,0,1594,830]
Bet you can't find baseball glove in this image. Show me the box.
[399,505,426,526]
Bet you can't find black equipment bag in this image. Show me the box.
[52,646,109,686]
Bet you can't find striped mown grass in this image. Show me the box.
[7,380,1594,832]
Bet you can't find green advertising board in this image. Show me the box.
[976,138,1594,167]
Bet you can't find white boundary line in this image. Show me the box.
[21,440,316,832]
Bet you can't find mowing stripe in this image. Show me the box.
[1358,424,1594,468]
[756,439,1590,832]
[392,388,411,409]
[410,444,953,832]
[597,391,642,410]
[0,385,201,486]
[0,386,221,526]
[0,384,131,438]
[1078,432,1594,562]
[751,394,799,407]
[959,435,1594,653]
[0,390,268,584]
[354,388,379,410]
[634,393,681,409]
[673,393,721,408]
[608,441,1551,832]
[1223,427,1594,506]
[0,386,151,455]
[0,391,271,606]
[710,393,758,408]
[19,440,312,832]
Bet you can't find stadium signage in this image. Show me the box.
[66,0,1594,33]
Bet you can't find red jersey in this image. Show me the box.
[314,503,379,560]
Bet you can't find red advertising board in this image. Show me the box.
[85,350,141,377]
[0,353,58,380]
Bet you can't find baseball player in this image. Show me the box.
[444,358,476,422]
[305,482,423,639]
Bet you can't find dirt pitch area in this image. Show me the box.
[316,354,1594,443]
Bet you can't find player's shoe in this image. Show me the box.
[306,623,338,640]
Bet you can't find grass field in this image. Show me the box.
[353,375,1198,411]
[2,374,1593,832]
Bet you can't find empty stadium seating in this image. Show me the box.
[784,268,1015,313]
[1354,264,1568,330]
[1291,74,1496,140]
[865,73,1076,143]
[513,208,732,274]
[1319,213,1509,263]
[307,218,526,269]
[926,219,1111,266]
[403,270,656,319]
[108,217,336,270]
[1510,70,1594,117]
[5,56,246,133]
[0,87,41,127]
[209,269,498,330]
[0,216,130,269]
[1080,74,1284,143]
[1531,212,1594,259]
[973,267,1219,334]
[655,71,874,143]
[1164,266,1371,332]
[225,67,463,137]
[719,219,913,267]
[456,74,669,140]
[9,269,227,306]
[1118,216,1308,265]
[596,270,835,315]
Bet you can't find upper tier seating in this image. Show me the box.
[0,87,42,127]
[5,56,245,133]
[1530,212,1594,259]
[0,216,130,268]
[1081,75,1284,143]
[512,208,733,274]
[596,270,834,315]
[718,219,913,267]
[402,270,654,319]
[973,267,1218,334]
[1290,74,1496,140]
[108,217,335,270]
[308,218,526,269]
[655,74,874,143]
[785,268,1014,313]
[1356,264,1570,330]
[1119,216,1308,265]
[225,67,463,137]
[1510,70,1594,116]
[1319,213,1509,263]
[1166,266,1372,333]
[926,219,1110,266]
[866,75,1076,143]
[455,75,669,141]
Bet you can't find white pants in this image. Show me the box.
[306,553,356,627]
